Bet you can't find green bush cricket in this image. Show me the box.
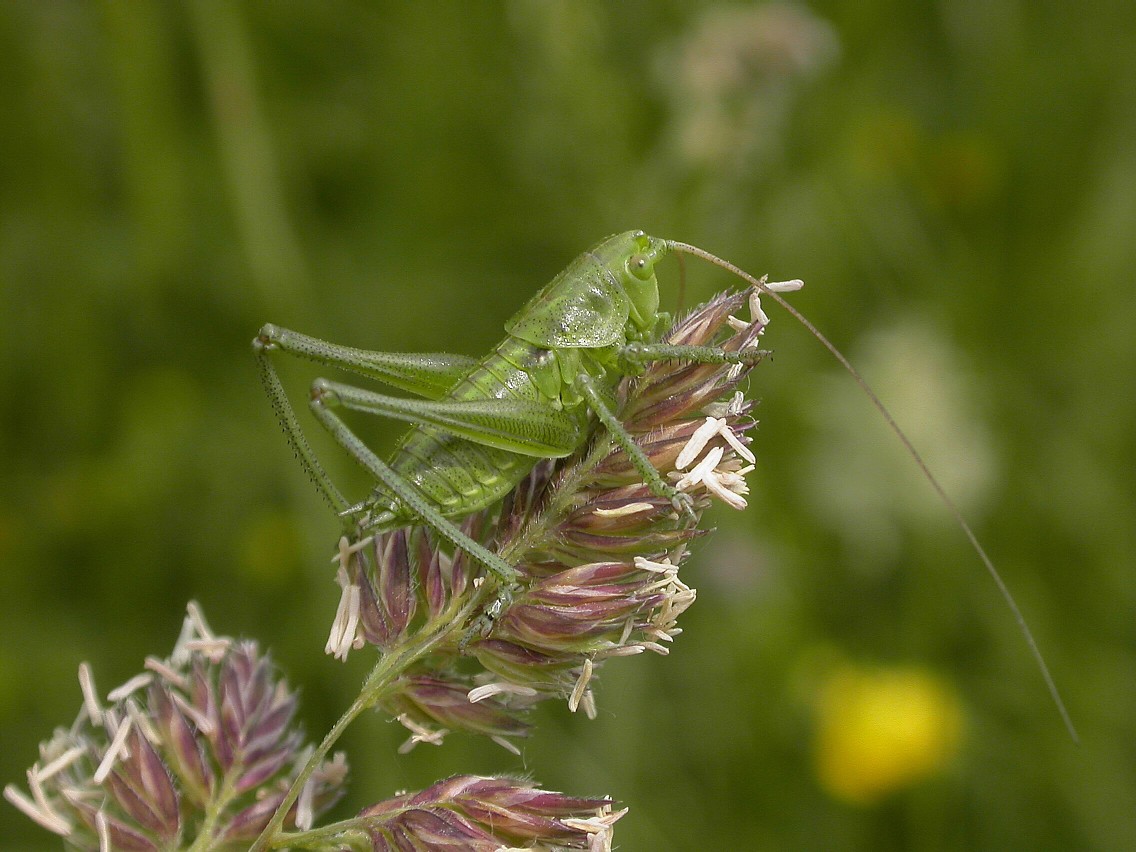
[254,229,1075,740]
[254,231,772,585]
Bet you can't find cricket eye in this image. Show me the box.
[627,254,652,281]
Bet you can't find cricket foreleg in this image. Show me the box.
[618,342,770,373]
[309,380,520,589]
[256,323,477,399]
[574,373,697,520]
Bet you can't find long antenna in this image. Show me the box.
[667,240,1079,744]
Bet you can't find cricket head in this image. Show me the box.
[595,229,670,337]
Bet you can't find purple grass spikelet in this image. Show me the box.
[352,775,624,851]
[4,603,347,850]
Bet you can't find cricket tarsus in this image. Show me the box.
[667,239,1079,744]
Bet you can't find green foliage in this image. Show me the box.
[2,2,1134,848]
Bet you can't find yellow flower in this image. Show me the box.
[814,664,963,804]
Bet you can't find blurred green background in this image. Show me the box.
[2,2,1133,848]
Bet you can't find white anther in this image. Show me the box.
[144,656,187,689]
[563,807,627,852]
[28,767,58,820]
[182,637,231,663]
[78,662,103,727]
[580,689,597,720]
[125,699,161,747]
[600,644,646,658]
[719,424,755,464]
[676,418,726,470]
[171,608,198,667]
[3,783,71,835]
[633,556,676,574]
[96,809,110,852]
[664,588,697,621]
[764,278,805,292]
[642,574,682,595]
[171,691,215,735]
[467,682,538,703]
[296,775,316,832]
[569,658,594,713]
[716,465,755,488]
[325,567,362,661]
[750,279,803,331]
[618,617,635,645]
[36,747,85,783]
[107,673,152,704]
[727,315,750,332]
[670,574,693,594]
[185,601,214,642]
[396,714,447,753]
[702,471,748,510]
[676,439,754,510]
[94,713,134,784]
[101,708,121,736]
[749,290,771,328]
[593,502,655,517]
[675,446,725,492]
